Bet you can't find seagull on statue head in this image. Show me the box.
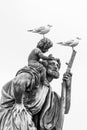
[27,24,52,38]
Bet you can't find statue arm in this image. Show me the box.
[62,72,72,114]
[38,51,53,60]
[65,80,72,114]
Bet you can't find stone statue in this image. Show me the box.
[0,38,74,130]
[28,38,53,87]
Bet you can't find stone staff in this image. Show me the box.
[56,37,81,129]
[58,49,76,130]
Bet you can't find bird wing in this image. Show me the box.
[64,40,74,45]
[27,26,46,33]
[34,26,46,32]
[57,39,74,45]
[57,41,74,47]
[70,42,79,47]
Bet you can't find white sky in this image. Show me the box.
[0,0,87,129]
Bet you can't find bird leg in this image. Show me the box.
[43,34,45,39]
[72,47,75,51]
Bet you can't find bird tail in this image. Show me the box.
[56,42,64,45]
[27,30,33,32]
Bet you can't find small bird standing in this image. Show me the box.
[56,37,81,50]
[27,24,52,38]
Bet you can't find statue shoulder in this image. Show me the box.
[35,48,41,53]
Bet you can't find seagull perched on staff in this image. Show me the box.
[27,24,52,38]
[56,37,81,50]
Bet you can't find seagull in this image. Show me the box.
[56,37,81,50]
[27,24,52,38]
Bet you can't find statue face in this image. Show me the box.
[47,60,60,79]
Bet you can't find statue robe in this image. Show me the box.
[0,67,61,130]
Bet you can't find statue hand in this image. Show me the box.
[48,54,53,57]
[62,72,72,87]
[48,54,55,60]
[48,57,54,60]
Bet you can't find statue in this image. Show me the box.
[0,37,77,130]
[28,38,53,87]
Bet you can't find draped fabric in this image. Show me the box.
[16,65,40,88]
[0,80,37,130]
[0,66,61,130]
[39,88,61,130]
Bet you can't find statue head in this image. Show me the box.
[42,58,61,80]
[37,37,53,53]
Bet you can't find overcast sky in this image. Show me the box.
[0,0,87,130]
